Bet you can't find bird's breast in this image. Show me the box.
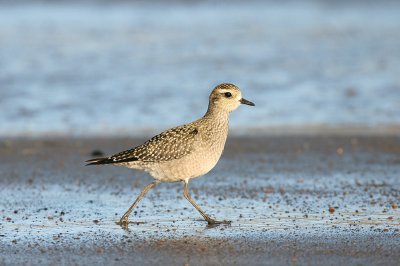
[146,124,228,182]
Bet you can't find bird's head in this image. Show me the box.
[208,83,255,113]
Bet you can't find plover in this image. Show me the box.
[86,83,254,227]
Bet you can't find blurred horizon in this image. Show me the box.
[1,1,399,137]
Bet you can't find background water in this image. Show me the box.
[0,1,399,137]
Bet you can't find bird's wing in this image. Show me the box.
[109,124,200,163]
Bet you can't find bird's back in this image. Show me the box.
[86,122,200,164]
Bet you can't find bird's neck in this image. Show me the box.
[204,106,229,121]
[203,106,230,125]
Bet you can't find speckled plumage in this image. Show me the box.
[111,124,200,163]
[86,83,254,227]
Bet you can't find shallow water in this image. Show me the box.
[0,2,399,137]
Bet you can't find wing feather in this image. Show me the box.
[109,124,199,163]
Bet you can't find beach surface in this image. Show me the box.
[1,136,399,265]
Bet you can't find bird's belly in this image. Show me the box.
[148,148,223,182]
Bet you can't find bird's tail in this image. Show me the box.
[85,157,113,166]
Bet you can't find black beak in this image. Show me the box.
[240,98,255,106]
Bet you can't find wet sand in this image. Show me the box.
[0,136,399,265]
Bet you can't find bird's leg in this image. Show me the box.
[183,180,231,225]
[116,180,160,228]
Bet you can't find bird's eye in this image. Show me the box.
[224,92,232,98]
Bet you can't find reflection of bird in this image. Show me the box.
[86,83,255,227]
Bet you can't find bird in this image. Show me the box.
[86,83,255,228]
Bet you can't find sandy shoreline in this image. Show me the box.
[1,136,399,265]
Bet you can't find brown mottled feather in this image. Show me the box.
[109,124,199,163]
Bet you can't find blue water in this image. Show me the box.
[1,2,399,137]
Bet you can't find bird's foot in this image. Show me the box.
[207,219,231,227]
[116,216,131,228]
[116,217,145,228]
